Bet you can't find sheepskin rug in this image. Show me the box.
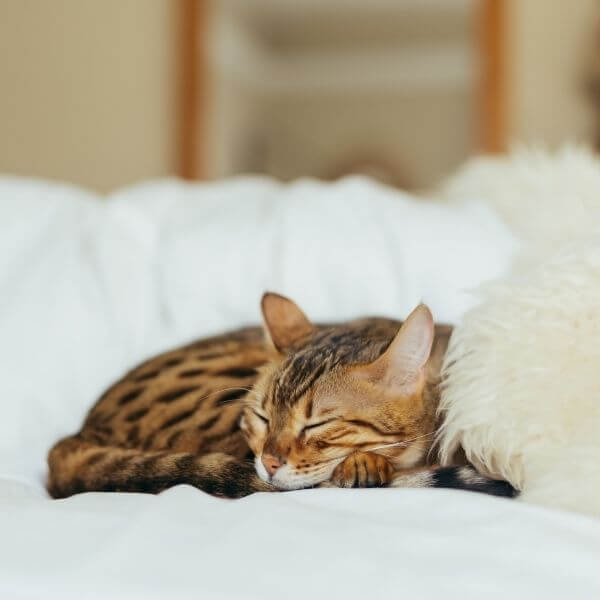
[437,147,600,517]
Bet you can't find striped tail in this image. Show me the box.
[47,435,272,499]
[390,465,517,498]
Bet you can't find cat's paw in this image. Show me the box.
[331,452,394,488]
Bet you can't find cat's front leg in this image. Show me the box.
[331,452,394,488]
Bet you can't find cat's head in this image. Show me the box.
[240,293,436,490]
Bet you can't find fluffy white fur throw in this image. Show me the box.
[437,147,600,516]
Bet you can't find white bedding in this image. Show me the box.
[2,174,599,599]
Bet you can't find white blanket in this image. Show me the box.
[4,481,600,599]
[3,174,599,599]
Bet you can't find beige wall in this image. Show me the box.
[1,1,598,192]
[0,0,178,193]
[506,0,598,147]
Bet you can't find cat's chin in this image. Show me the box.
[271,471,327,491]
[253,456,331,490]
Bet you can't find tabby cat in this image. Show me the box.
[47,293,515,499]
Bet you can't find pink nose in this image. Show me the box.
[261,453,282,477]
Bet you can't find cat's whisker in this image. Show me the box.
[315,455,346,466]
[404,430,437,444]
[369,430,436,452]
[369,441,408,451]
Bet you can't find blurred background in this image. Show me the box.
[0,0,598,193]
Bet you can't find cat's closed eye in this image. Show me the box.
[252,410,269,424]
[301,419,335,433]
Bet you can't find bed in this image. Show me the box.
[2,172,600,599]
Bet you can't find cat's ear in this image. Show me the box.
[355,304,434,393]
[261,292,314,352]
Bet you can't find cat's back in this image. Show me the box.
[81,326,272,455]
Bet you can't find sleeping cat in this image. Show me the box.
[47,293,515,499]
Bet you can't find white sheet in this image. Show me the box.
[4,174,598,599]
[4,481,600,599]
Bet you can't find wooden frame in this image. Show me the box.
[178,0,507,179]
[178,0,208,179]
[479,0,506,152]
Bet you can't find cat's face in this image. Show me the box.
[240,293,435,490]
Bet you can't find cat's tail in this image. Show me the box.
[389,465,518,498]
[47,435,273,499]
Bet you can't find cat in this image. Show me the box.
[47,293,515,499]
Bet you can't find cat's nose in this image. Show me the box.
[261,453,283,477]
